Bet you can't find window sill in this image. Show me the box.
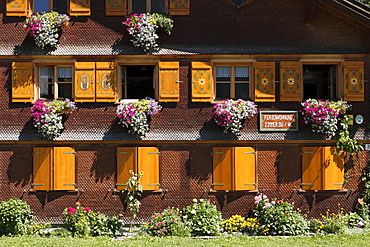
[298,189,348,193]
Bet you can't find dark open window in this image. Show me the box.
[303,65,337,100]
[121,65,156,99]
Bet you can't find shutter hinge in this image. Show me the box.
[148,152,160,154]
[147,183,160,186]
[244,183,256,186]
[301,183,314,186]
[243,152,256,154]
[334,183,344,185]
[212,152,224,154]
[63,183,76,186]
[63,152,76,154]
[32,183,44,186]
[212,183,225,186]
[116,152,128,154]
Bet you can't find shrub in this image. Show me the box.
[320,209,346,234]
[29,223,51,236]
[308,219,325,233]
[182,199,222,236]
[0,198,35,236]
[222,215,247,234]
[141,207,190,237]
[62,205,122,237]
[252,194,308,236]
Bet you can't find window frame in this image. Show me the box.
[35,63,74,101]
[128,0,168,14]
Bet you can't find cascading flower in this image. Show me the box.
[116,99,162,137]
[212,99,258,135]
[123,13,173,51]
[24,12,69,49]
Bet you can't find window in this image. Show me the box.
[301,147,344,191]
[39,65,73,100]
[121,65,156,99]
[130,0,166,14]
[212,147,256,191]
[33,0,68,13]
[215,65,250,100]
[303,64,338,100]
[33,147,76,191]
[116,147,160,191]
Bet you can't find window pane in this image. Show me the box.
[216,67,230,81]
[132,0,146,13]
[235,66,249,81]
[40,83,54,99]
[126,66,155,99]
[235,83,249,99]
[53,0,67,13]
[216,83,230,100]
[40,67,54,83]
[58,67,72,82]
[151,0,166,13]
[58,83,72,99]
[34,0,49,13]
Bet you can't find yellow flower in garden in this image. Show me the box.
[198,78,206,86]
[261,78,269,85]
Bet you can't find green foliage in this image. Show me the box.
[344,212,366,228]
[182,199,222,236]
[357,0,370,6]
[252,194,308,236]
[308,219,325,233]
[336,119,363,157]
[122,171,143,231]
[320,209,346,234]
[0,198,35,236]
[221,215,260,235]
[141,207,190,237]
[62,205,122,237]
[29,223,51,236]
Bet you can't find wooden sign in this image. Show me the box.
[259,111,298,131]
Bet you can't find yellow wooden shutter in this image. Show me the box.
[191,62,213,102]
[169,0,190,15]
[106,0,127,16]
[70,0,91,16]
[254,62,276,102]
[138,147,160,190]
[74,62,96,102]
[53,147,76,191]
[234,147,256,190]
[301,147,322,190]
[280,61,302,102]
[323,147,344,190]
[212,147,232,190]
[116,147,136,190]
[158,61,180,102]
[12,62,33,103]
[33,147,52,191]
[6,0,28,16]
[96,62,116,102]
[343,61,364,102]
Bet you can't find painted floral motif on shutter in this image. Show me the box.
[12,62,33,103]
[70,0,91,16]
[301,147,322,191]
[280,61,302,102]
[33,147,52,191]
[74,62,95,102]
[254,62,275,102]
[106,0,127,16]
[53,147,76,191]
[212,147,232,191]
[344,61,364,102]
[138,147,160,191]
[6,0,28,16]
[323,147,344,190]
[159,61,180,102]
[234,147,256,191]
[116,147,136,191]
[96,62,116,102]
[170,0,190,15]
[191,62,213,102]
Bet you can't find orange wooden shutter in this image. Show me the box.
[70,0,91,16]
[6,0,28,16]
[96,62,116,102]
[106,0,127,16]
[116,147,136,190]
[158,61,180,102]
[280,61,302,102]
[74,62,96,102]
[301,147,322,191]
[12,62,33,103]
[212,147,232,190]
[234,147,256,190]
[191,62,213,102]
[53,147,76,191]
[169,0,190,15]
[138,147,160,190]
[323,147,344,190]
[343,61,364,102]
[33,147,52,191]
[254,62,276,102]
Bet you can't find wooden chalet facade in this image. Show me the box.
[0,0,369,223]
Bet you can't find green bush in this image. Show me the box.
[62,206,123,237]
[308,219,325,233]
[141,207,190,237]
[182,199,222,236]
[320,209,346,234]
[0,198,35,236]
[252,194,308,236]
[344,212,366,228]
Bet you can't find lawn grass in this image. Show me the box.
[2,232,370,247]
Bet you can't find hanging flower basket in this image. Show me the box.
[123,13,173,52]
[116,99,162,137]
[212,99,258,135]
[31,99,76,140]
[24,12,70,49]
